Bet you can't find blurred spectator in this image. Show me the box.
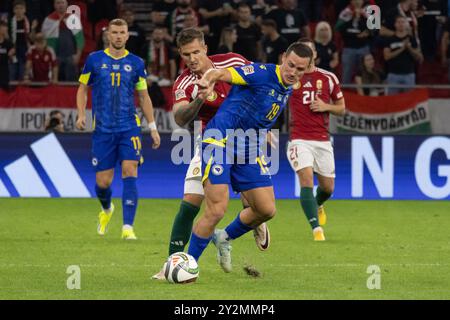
[41,0,84,81]
[45,109,65,132]
[233,2,262,62]
[197,0,233,53]
[217,26,237,54]
[314,21,338,72]
[9,0,31,81]
[25,0,53,25]
[151,0,177,28]
[383,15,423,95]
[169,0,207,41]
[298,0,323,22]
[381,0,418,40]
[335,0,371,84]
[145,26,176,84]
[0,21,14,90]
[120,8,146,58]
[24,32,58,83]
[96,26,109,50]
[441,19,450,81]
[228,0,277,24]
[264,0,310,44]
[87,0,118,24]
[261,19,288,64]
[355,53,385,96]
[417,0,447,60]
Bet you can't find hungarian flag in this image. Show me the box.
[336,89,431,134]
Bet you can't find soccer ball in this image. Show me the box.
[164,252,199,284]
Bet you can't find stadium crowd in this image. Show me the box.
[0,0,449,95]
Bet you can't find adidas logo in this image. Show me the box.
[0,133,90,198]
[304,81,313,88]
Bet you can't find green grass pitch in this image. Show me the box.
[1,198,449,300]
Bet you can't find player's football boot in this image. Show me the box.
[212,229,232,273]
[97,203,114,236]
[121,226,137,240]
[253,222,270,251]
[318,205,327,226]
[151,262,167,280]
[313,226,326,241]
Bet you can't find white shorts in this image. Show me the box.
[183,144,204,195]
[286,139,336,178]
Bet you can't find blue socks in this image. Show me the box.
[95,184,112,210]
[225,213,253,240]
[188,232,212,261]
[122,177,138,226]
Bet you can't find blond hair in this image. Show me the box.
[314,21,332,44]
[109,18,128,28]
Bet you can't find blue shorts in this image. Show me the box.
[91,127,143,172]
[201,143,272,193]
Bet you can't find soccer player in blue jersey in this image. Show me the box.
[76,19,161,240]
[187,42,313,271]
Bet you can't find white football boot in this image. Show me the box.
[212,229,232,273]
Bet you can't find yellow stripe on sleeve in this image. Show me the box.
[202,156,214,184]
[227,67,247,85]
[135,76,148,91]
[78,72,91,85]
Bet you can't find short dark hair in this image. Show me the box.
[176,27,205,48]
[297,37,316,51]
[237,2,251,10]
[13,0,26,8]
[285,42,313,60]
[261,19,277,29]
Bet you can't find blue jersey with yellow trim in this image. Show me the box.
[204,63,292,142]
[79,48,147,133]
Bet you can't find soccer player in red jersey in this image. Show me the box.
[287,38,346,241]
[152,28,270,279]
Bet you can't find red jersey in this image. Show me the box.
[172,53,250,130]
[289,67,343,141]
[26,45,57,81]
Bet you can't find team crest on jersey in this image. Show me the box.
[112,64,120,70]
[175,89,186,100]
[316,80,323,90]
[124,64,132,72]
[101,64,108,69]
[259,65,267,70]
[212,164,224,176]
[206,90,218,102]
[269,89,275,97]
[293,82,301,90]
[241,65,254,75]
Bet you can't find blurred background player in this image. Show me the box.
[187,42,313,272]
[287,38,345,241]
[152,28,269,280]
[76,19,161,240]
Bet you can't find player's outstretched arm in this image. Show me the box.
[138,89,161,149]
[76,83,88,130]
[196,68,232,97]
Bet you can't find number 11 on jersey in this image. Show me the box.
[110,72,121,87]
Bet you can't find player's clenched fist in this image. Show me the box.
[150,129,161,149]
[76,114,86,130]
